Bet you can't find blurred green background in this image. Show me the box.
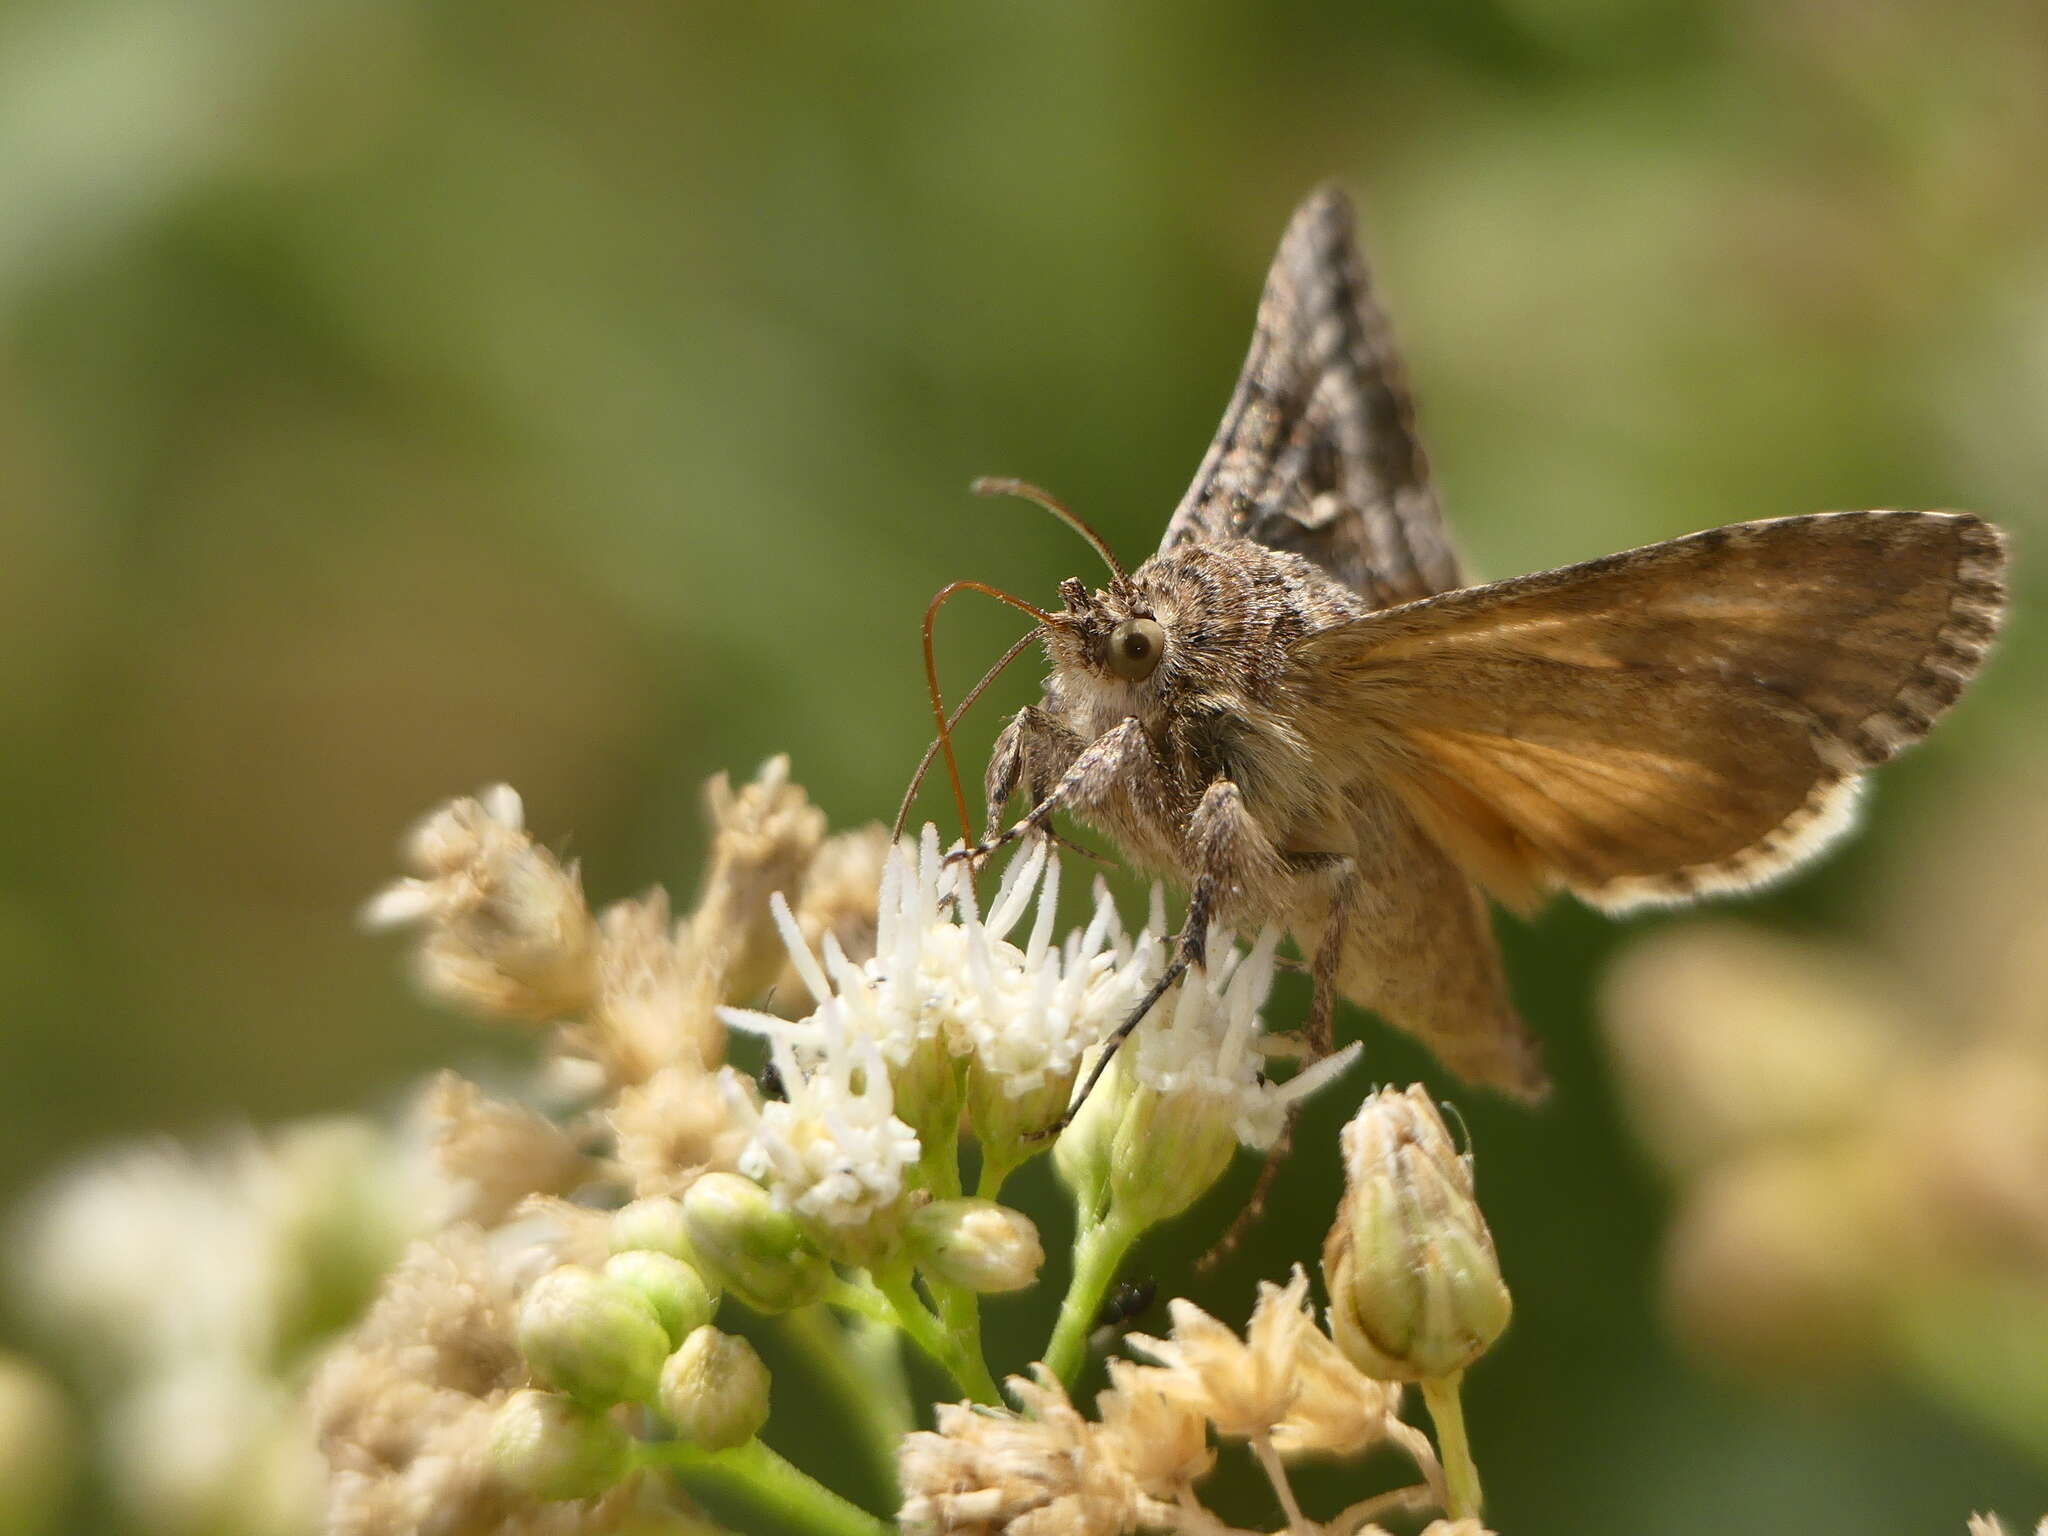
[3,0,2045,1531]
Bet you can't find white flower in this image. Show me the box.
[719,1020,921,1240]
[722,827,1168,1154]
[952,842,1168,1104]
[16,1120,426,1376]
[1119,926,1362,1151]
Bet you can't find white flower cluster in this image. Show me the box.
[724,1017,922,1237]
[16,1121,430,1533]
[734,830,1164,1088]
[719,825,1366,1242]
[719,827,1169,1230]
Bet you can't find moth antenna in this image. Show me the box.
[971,476,1128,582]
[894,626,1040,840]
[922,580,1057,846]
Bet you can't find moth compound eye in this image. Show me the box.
[1108,617,1165,680]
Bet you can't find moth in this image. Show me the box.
[911,184,2007,1103]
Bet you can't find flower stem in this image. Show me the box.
[1328,1483,1439,1536]
[1421,1371,1483,1520]
[975,1142,1026,1201]
[641,1437,890,1536]
[1250,1432,1314,1536]
[869,1262,1001,1403]
[822,1275,897,1327]
[919,1136,964,1201]
[1042,1209,1140,1387]
[929,1276,986,1378]
[775,1304,911,1486]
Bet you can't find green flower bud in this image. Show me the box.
[681,1173,830,1314]
[1322,1086,1512,1382]
[659,1326,771,1451]
[892,1033,966,1168]
[1107,1081,1239,1230]
[1054,1045,1240,1233]
[609,1196,697,1266]
[489,1388,630,1502]
[906,1199,1044,1293]
[1053,1049,1123,1220]
[967,1058,1073,1183]
[602,1250,717,1347]
[517,1265,671,1406]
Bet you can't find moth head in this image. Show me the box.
[896,476,1155,843]
[1046,575,1173,695]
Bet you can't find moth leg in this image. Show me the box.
[1304,865,1361,1060]
[1038,777,1281,1138]
[959,715,1158,867]
[983,705,1081,839]
[1200,1111,1295,1275]
[1201,852,1362,1265]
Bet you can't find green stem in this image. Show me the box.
[918,1137,963,1202]
[975,1143,1025,1201]
[641,1437,889,1536]
[1042,1210,1140,1387]
[929,1275,985,1377]
[870,1263,1001,1403]
[775,1304,911,1485]
[1421,1372,1482,1520]
[822,1275,896,1327]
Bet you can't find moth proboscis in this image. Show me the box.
[903,184,2008,1121]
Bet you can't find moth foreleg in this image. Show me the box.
[966,715,1157,865]
[1041,776,1283,1136]
[983,705,1082,839]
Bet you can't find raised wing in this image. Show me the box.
[1288,511,2005,914]
[1161,184,1462,607]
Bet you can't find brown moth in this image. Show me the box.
[936,184,2007,1103]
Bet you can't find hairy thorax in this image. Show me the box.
[1034,539,1376,885]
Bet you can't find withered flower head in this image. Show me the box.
[423,1073,588,1227]
[606,1065,749,1202]
[689,755,827,1001]
[364,786,599,1024]
[579,891,727,1086]
[1092,1358,1213,1500]
[898,1366,1137,1536]
[1124,1268,1320,1441]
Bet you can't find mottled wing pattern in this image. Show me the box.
[1290,511,2006,914]
[1160,184,1462,607]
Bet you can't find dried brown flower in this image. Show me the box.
[1124,1269,1320,1441]
[1092,1358,1213,1500]
[687,756,827,1002]
[899,1367,1139,1536]
[425,1074,589,1226]
[606,1065,748,1201]
[365,787,600,1024]
[1269,1322,1404,1462]
[598,891,728,1078]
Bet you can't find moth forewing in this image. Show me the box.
[1290,509,2008,916]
